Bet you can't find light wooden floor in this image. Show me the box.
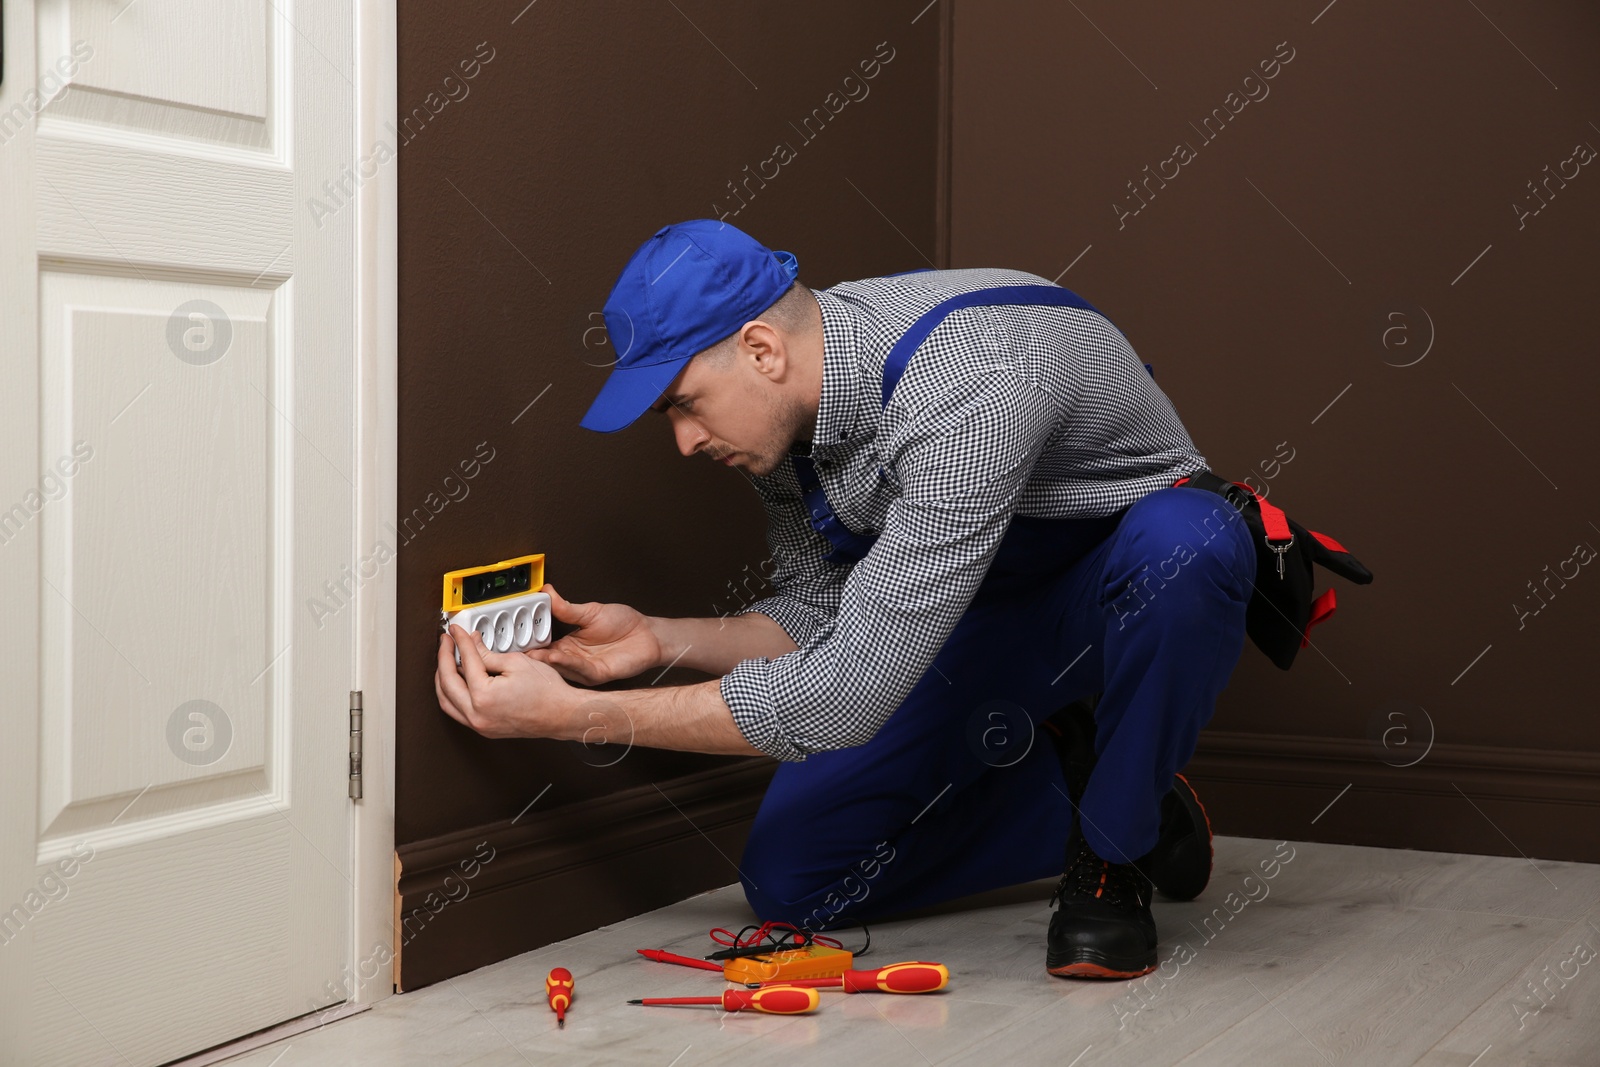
[223,837,1600,1066]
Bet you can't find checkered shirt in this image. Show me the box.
[718,267,1208,761]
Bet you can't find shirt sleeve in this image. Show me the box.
[720,370,1060,761]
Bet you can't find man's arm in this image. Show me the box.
[646,612,797,676]
[525,583,801,685]
[600,678,765,756]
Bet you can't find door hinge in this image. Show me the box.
[348,690,363,799]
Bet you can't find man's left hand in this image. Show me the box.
[436,623,575,739]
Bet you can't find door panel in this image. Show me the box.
[52,0,269,122]
[37,275,278,844]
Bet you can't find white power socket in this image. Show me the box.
[444,590,553,666]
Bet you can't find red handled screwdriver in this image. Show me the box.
[747,960,949,993]
[628,985,820,1014]
[545,967,573,1027]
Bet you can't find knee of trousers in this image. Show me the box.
[1104,487,1254,618]
[736,805,837,925]
[738,854,854,930]
[738,847,807,922]
[738,798,891,928]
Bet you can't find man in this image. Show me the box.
[435,219,1258,979]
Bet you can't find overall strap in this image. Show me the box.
[797,283,1134,567]
[791,451,880,565]
[881,284,1109,408]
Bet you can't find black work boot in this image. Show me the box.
[1136,773,1213,902]
[1046,832,1158,978]
[1041,694,1214,901]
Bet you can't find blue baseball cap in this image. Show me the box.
[580,219,800,433]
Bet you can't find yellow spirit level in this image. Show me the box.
[441,553,545,612]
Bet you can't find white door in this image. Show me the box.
[0,1,359,1063]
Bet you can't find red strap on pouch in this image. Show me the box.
[1310,530,1348,553]
[1301,588,1338,647]
[1172,476,1291,543]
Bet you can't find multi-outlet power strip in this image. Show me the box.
[441,553,553,666]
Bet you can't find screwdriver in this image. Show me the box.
[627,985,820,1014]
[545,967,573,1028]
[745,960,948,994]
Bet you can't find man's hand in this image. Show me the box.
[523,584,663,685]
[436,603,766,758]
[436,622,577,739]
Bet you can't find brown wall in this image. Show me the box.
[394,0,946,987]
[950,2,1600,857]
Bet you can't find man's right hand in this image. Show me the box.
[524,584,664,686]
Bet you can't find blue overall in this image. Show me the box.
[738,283,1257,931]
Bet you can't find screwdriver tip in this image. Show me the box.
[627,999,643,1004]
[558,1019,564,1029]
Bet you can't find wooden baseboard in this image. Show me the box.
[392,759,777,991]
[1185,732,1600,864]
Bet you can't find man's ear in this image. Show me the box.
[741,321,787,380]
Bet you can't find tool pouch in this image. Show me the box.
[1172,469,1374,670]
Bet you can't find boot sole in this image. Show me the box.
[1046,952,1158,980]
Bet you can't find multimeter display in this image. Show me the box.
[460,562,533,605]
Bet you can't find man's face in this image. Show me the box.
[648,342,806,478]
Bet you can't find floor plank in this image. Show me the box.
[1420,906,1600,1067]
[1175,905,1567,1065]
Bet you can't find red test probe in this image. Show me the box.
[636,948,724,972]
